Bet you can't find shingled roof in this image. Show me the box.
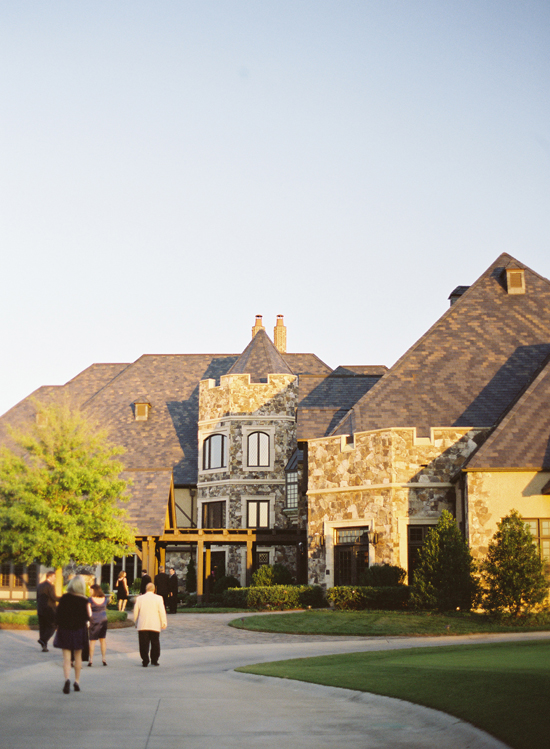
[465,356,550,471]
[332,254,550,436]
[227,329,294,381]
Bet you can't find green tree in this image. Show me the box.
[411,510,478,611]
[251,563,294,587]
[0,400,135,569]
[481,509,548,617]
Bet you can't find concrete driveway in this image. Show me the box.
[1,611,542,749]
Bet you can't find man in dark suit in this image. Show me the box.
[154,566,170,610]
[140,569,152,595]
[37,570,57,652]
[168,567,179,614]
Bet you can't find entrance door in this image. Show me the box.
[334,527,369,586]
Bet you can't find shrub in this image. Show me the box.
[481,510,549,617]
[251,563,294,587]
[213,575,240,595]
[411,510,478,611]
[222,585,327,610]
[186,556,197,593]
[360,563,406,587]
[130,579,141,594]
[327,586,411,611]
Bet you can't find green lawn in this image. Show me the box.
[237,639,550,749]
[230,608,550,636]
[0,609,128,628]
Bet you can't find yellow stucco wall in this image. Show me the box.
[467,470,550,559]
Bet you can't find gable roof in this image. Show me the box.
[465,356,550,471]
[332,254,550,436]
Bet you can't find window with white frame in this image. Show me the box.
[247,431,270,467]
[247,500,270,529]
[203,434,227,470]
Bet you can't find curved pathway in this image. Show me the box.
[1,612,545,749]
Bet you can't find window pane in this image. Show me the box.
[525,519,538,536]
[248,502,257,527]
[1,564,10,587]
[259,502,269,527]
[541,520,550,537]
[248,433,258,466]
[14,565,24,587]
[286,471,298,509]
[541,540,550,562]
[27,564,37,589]
[204,434,226,469]
[258,433,269,466]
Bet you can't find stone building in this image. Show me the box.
[1,252,550,598]
[305,253,550,586]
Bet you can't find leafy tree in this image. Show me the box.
[0,400,135,569]
[185,555,197,593]
[480,510,548,617]
[411,510,478,611]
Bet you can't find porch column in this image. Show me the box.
[246,535,255,587]
[147,537,157,578]
[197,537,204,598]
[159,546,166,569]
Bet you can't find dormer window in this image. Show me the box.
[505,267,525,295]
[134,402,151,421]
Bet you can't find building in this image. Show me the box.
[1,252,549,598]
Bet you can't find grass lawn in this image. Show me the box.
[237,639,550,749]
[0,609,129,628]
[229,608,550,636]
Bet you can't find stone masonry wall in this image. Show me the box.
[307,427,487,585]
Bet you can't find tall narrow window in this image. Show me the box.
[286,471,298,509]
[247,431,270,467]
[247,500,270,529]
[203,434,227,470]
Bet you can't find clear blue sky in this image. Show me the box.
[1,1,549,417]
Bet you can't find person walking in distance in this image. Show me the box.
[133,582,167,667]
[116,570,129,612]
[37,570,57,652]
[154,565,170,611]
[168,567,179,614]
[139,569,152,594]
[88,584,108,667]
[53,575,91,694]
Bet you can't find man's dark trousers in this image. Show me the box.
[38,609,56,647]
[139,630,160,666]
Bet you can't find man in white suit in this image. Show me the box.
[133,582,167,667]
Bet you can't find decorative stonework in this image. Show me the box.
[197,371,299,581]
[306,426,487,585]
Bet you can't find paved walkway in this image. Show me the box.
[2,612,547,749]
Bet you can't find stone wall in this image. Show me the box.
[306,427,486,586]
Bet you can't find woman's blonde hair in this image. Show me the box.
[67,575,86,597]
[117,570,126,580]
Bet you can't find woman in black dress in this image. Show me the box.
[88,584,108,666]
[116,570,129,612]
[53,575,91,694]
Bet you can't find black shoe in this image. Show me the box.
[142,662,148,667]
[88,662,93,667]
[73,682,80,692]
[63,679,70,694]
[38,638,44,648]
[102,661,107,666]
[151,662,159,666]
[42,647,49,652]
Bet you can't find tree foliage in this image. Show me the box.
[411,510,478,611]
[0,400,135,568]
[480,509,548,617]
[251,563,294,587]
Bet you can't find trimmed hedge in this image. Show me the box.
[223,585,326,610]
[326,585,411,611]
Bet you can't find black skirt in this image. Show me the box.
[53,626,88,651]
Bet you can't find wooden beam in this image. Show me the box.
[197,538,204,598]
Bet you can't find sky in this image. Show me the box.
[1,1,549,417]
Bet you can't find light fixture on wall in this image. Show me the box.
[361,530,379,546]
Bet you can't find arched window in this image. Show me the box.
[247,431,270,467]
[203,434,227,470]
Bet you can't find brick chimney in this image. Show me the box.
[273,315,287,353]
[252,315,265,338]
